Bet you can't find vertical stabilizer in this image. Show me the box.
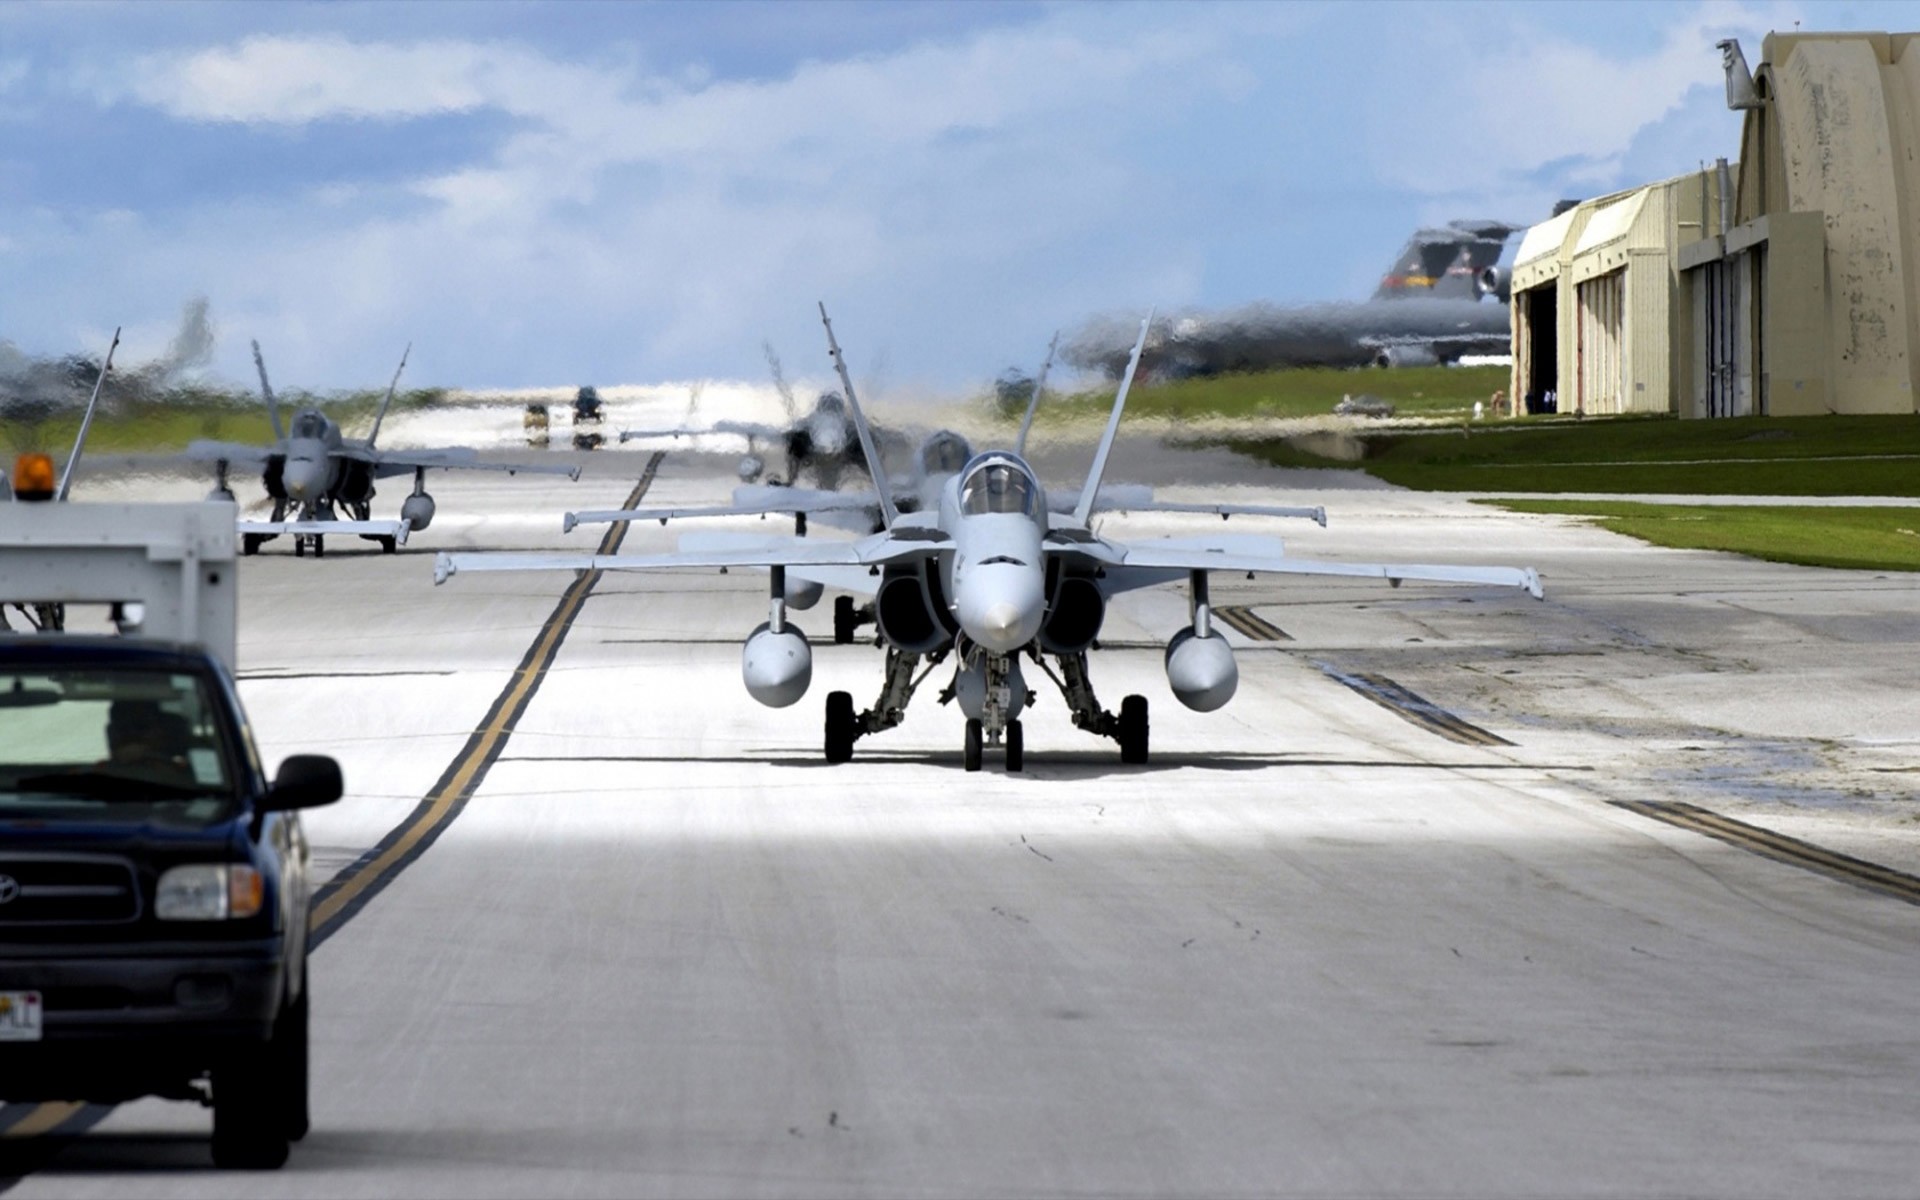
[1071,311,1152,525]
[367,343,410,448]
[818,303,900,529]
[55,327,120,502]
[252,340,285,441]
[1013,332,1058,458]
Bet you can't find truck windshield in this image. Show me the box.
[0,667,240,824]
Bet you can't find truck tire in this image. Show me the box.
[210,1055,290,1169]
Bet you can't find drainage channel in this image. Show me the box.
[1318,664,1513,748]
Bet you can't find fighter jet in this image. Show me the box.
[437,306,1542,772]
[1066,219,1523,378]
[188,342,579,557]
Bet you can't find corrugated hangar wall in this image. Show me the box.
[1679,31,1920,417]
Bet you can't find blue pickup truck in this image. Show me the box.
[0,636,340,1169]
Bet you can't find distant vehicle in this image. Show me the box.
[572,387,604,424]
[185,342,579,557]
[1064,219,1523,378]
[524,401,550,445]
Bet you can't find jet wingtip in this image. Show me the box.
[561,512,579,534]
[433,553,455,585]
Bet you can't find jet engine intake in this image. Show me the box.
[743,620,812,707]
[1477,266,1509,302]
[400,490,436,532]
[1165,626,1238,712]
[737,453,765,483]
[1040,574,1105,654]
[874,571,947,654]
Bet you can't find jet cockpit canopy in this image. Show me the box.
[958,454,1036,517]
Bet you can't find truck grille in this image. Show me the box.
[0,857,141,925]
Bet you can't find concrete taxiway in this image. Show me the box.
[7,424,1920,1196]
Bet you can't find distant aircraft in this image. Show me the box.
[1065,219,1522,378]
[438,306,1542,772]
[188,342,579,557]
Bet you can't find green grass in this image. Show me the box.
[4,387,451,457]
[1214,413,1920,496]
[1491,500,1920,572]
[1021,363,1509,425]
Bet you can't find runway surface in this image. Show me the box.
[7,422,1920,1196]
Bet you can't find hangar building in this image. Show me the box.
[1511,30,1920,419]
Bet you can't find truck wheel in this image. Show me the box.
[211,1056,290,1169]
[277,984,310,1142]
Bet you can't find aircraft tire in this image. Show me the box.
[1005,720,1024,773]
[1119,694,1149,765]
[379,536,397,554]
[833,595,857,645]
[292,537,304,559]
[824,691,856,763]
[242,534,262,556]
[313,536,324,559]
[964,719,983,773]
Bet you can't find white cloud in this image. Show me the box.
[1365,0,1794,197]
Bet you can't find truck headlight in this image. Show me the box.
[155,865,264,920]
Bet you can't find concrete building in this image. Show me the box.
[1678,32,1920,417]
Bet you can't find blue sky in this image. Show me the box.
[0,0,1909,394]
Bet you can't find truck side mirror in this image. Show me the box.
[262,755,343,812]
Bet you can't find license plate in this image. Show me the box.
[0,992,43,1041]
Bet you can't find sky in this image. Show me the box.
[0,0,1912,397]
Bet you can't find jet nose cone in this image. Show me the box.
[283,458,325,504]
[978,602,1023,648]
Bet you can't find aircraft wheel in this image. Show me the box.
[242,534,262,556]
[833,595,857,645]
[1005,720,1024,773]
[824,691,856,763]
[1119,694,1149,765]
[378,536,397,554]
[963,719,983,772]
[312,535,324,559]
[292,537,304,559]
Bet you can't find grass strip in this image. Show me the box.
[1488,500,1920,572]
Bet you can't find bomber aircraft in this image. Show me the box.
[1066,219,1522,378]
[437,306,1543,772]
[188,342,580,557]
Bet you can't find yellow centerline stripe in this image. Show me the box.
[0,1102,83,1140]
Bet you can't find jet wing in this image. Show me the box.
[563,488,881,533]
[238,518,410,543]
[435,528,946,585]
[344,446,581,481]
[184,440,279,468]
[1050,535,1542,599]
[616,420,786,443]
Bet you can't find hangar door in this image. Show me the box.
[1575,269,1625,415]
[1692,252,1758,417]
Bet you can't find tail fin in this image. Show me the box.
[251,340,285,440]
[1071,310,1152,526]
[1373,220,1522,301]
[818,303,899,529]
[55,327,121,502]
[367,343,410,448]
[1013,332,1058,458]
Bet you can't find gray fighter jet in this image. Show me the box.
[437,306,1542,772]
[189,342,579,557]
[1066,219,1522,378]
